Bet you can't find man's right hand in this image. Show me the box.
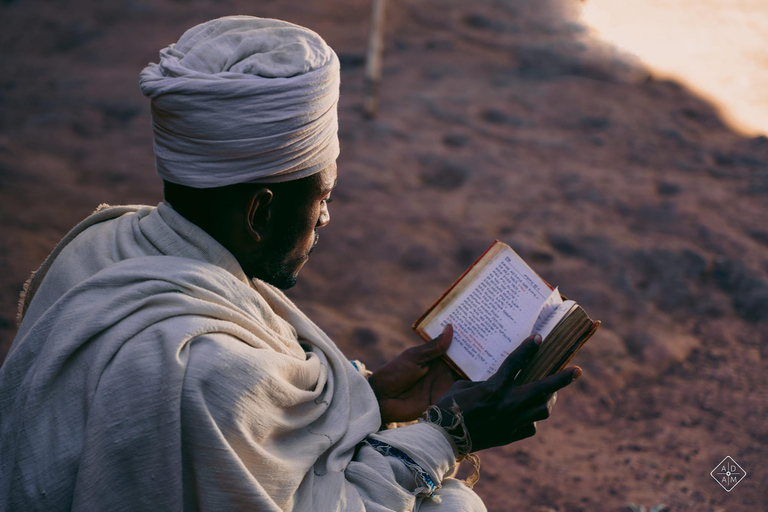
[432,334,582,453]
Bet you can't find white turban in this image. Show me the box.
[139,16,340,188]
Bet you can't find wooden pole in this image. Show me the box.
[364,0,387,118]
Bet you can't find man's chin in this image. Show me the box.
[254,273,295,290]
[274,277,298,290]
[261,267,299,290]
[249,251,310,290]
[266,259,308,290]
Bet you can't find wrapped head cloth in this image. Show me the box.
[139,16,340,188]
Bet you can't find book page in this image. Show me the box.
[532,287,563,336]
[423,246,558,381]
[537,300,577,341]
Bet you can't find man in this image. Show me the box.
[0,16,580,511]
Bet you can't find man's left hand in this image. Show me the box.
[369,325,461,424]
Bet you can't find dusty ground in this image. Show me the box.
[1,0,767,510]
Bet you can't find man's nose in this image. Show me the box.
[317,205,330,228]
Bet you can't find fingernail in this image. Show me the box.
[533,334,543,345]
[572,367,583,381]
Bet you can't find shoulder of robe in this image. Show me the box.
[180,332,321,425]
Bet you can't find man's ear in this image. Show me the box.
[246,188,274,242]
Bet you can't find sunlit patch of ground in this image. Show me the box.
[581,0,768,136]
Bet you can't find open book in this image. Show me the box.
[413,241,600,383]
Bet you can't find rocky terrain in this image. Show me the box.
[1,0,767,510]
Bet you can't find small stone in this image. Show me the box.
[656,181,682,196]
[711,258,768,321]
[580,117,610,130]
[750,134,767,149]
[528,251,554,264]
[712,151,736,167]
[547,234,580,256]
[399,245,432,272]
[747,230,768,247]
[424,39,453,51]
[99,102,140,127]
[462,13,504,32]
[442,133,471,148]
[351,327,378,346]
[420,160,469,190]
[455,241,488,268]
[657,128,689,147]
[480,109,524,127]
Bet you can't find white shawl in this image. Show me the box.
[0,204,484,511]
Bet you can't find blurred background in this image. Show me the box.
[1,0,766,510]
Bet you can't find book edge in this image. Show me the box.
[516,318,601,385]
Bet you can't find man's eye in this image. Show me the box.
[323,198,334,205]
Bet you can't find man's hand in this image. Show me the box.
[433,334,582,453]
[369,325,461,424]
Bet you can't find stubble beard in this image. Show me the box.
[265,228,319,290]
[308,229,319,255]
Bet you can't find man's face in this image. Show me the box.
[258,163,337,289]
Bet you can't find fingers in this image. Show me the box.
[414,324,453,364]
[513,423,537,441]
[531,396,556,422]
[521,366,582,405]
[490,334,542,383]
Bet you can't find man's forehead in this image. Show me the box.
[317,162,338,191]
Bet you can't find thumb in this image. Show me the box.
[415,324,453,364]
[489,334,541,383]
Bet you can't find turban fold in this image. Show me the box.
[139,16,340,188]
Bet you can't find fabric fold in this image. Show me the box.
[139,16,341,187]
[1,204,485,511]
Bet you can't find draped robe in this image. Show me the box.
[0,203,485,511]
